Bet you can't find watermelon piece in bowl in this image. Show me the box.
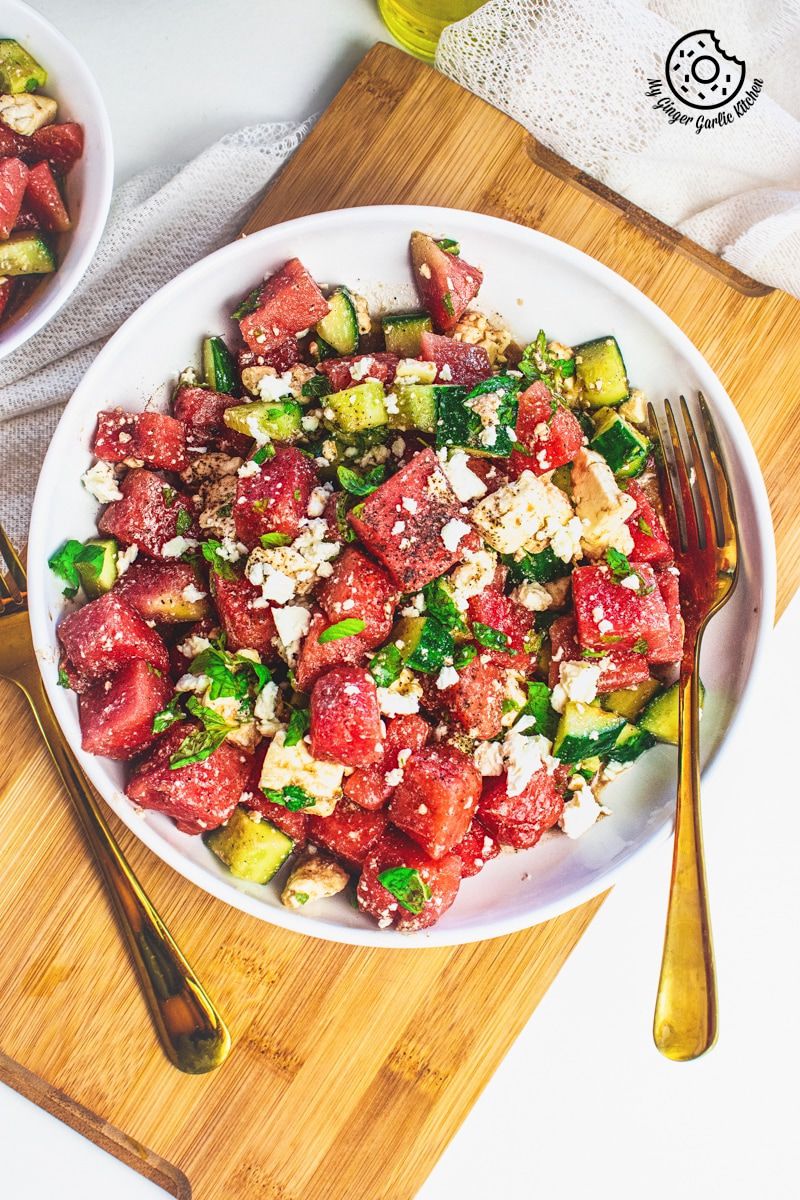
[78,658,171,760]
[410,231,483,332]
[0,157,29,240]
[419,330,492,388]
[237,257,330,354]
[310,666,383,769]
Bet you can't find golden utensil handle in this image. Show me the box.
[653,655,717,1061]
[18,663,231,1074]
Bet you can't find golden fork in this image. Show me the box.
[648,393,739,1061]
[0,525,231,1073]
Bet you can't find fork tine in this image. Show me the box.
[698,391,738,553]
[679,394,718,550]
[665,399,703,551]
[0,522,27,592]
[647,403,684,552]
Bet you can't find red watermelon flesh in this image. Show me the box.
[343,712,431,811]
[210,572,278,656]
[548,614,651,693]
[410,232,483,333]
[58,592,169,680]
[467,587,536,670]
[478,766,565,849]
[647,569,685,664]
[310,666,383,768]
[419,331,492,388]
[317,546,399,649]
[451,819,499,878]
[319,352,398,392]
[23,160,70,232]
[571,562,670,653]
[389,743,482,860]
[307,799,387,868]
[133,411,188,471]
[26,122,84,172]
[295,609,370,692]
[0,126,24,158]
[98,468,197,560]
[437,651,507,740]
[239,339,301,376]
[625,480,674,564]
[113,558,209,624]
[0,157,29,240]
[234,446,318,547]
[238,257,330,354]
[509,381,585,477]
[92,410,138,462]
[348,447,471,591]
[78,659,170,760]
[357,829,462,931]
[126,725,251,835]
[172,385,250,455]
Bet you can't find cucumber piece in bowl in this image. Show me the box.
[0,234,56,276]
[315,286,359,354]
[202,336,236,393]
[0,39,47,93]
[574,336,629,407]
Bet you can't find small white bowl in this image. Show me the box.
[28,205,776,948]
[0,0,113,359]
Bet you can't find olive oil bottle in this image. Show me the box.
[377,0,484,62]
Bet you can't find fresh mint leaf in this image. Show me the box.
[201,539,236,580]
[175,508,193,537]
[162,485,177,508]
[520,680,559,740]
[472,621,512,652]
[263,785,317,812]
[442,291,455,318]
[453,643,477,670]
[637,516,654,538]
[169,698,232,768]
[377,866,431,914]
[435,237,460,255]
[57,665,71,689]
[231,285,262,320]
[251,443,275,465]
[632,637,649,655]
[422,577,468,634]
[48,539,105,597]
[336,464,386,496]
[301,375,332,399]
[284,707,310,748]
[152,695,186,733]
[260,531,292,547]
[317,618,366,644]
[369,643,403,688]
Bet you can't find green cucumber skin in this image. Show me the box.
[609,723,656,764]
[76,538,118,599]
[326,381,388,433]
[316,288,359,355]
[203,337,236,394]
[383,311,432,358]
[553,702,626,763]
[590,412,650,476]
[0,234,56,276]
[389,383,437,432]
[395,616,454,674]
[639,680,706,745]
[435,376,521,458]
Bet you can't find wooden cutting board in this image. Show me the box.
[1,43,798,1200]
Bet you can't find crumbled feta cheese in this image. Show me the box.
[559,778,610,838]
[512,581,552,612]
[216,536,247,562]
[440,517,471,553]
[246,519,339,605]
[418,262,432,279]
[439,363,453,381]
[256,371,294,401]
[440,449,487,502]
[618,388,648,427]
[448,549,498,612]
[394,358,437,385]
[81,461,123,503]
[550,659,605,714]
[401,496,418,514]
[237,458,261,478]
[301,411,321,433]
[474,740,505,776]
[181,583,207,603]
[391,437,406,458]
[259,729,343,814]
[619,574,641,591]
[503,731,553,797]
[307,483,333,518]
[348,357,375,382]
[467,389,504,428]
[435,665,459,690]
[161,536,198,558]
[116,544,138,576]
[471,471,573,556]
[177,633,211,659]
[384,391,400,416]
[271,605,312,663]
[391,520,406,535]
[571,447,635,558]
[175,672,211,694]
[254,680,282,736]
[377,668,422,717]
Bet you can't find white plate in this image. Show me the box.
[27,205,776,947]
[0,0,113,359]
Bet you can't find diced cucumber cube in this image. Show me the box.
[316,287,359,355]
[574,336,629,407]
[0,40,47,93]
[223,399,302,442]
[325,381,388,433]
[553,701,626,763]
[590,409,650,477]
[206,808,294,883]
[382,311,432,357]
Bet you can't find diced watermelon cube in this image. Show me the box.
[437,651,507,739]
[234,446,318,547]
[92,410,138,462]
[465,455,510,494]
[357,829,462,931]
[22,160,70,233]
[133,412,189,471]
[389,743,481,859]
[78,659,171,760]
[571,562,670,653]
[343,712,431,810]
[172,385,250,455]
[410,232,483,333]
[238,340,301,377]
[348,447,472,590]
[548,614,651,693]
[210,572,277,656]
[58,592,169,680]
[310,666,383,768]
[114,558,209,623]
[243,743,307,843]
[419,331,492,388]
[0,277,13,320]
[509,382,584,477]
[451,818,499,877]
[317,546,399,649]
[624,479,674,564]
[238,258,329,354]
[12,205,40,231]
[0,126,24,159]
[647,569,685,664]
[98,469,197,560]
[126,725,251,835]
[478,766,566,849]
[295,608,370,692]
[0,156,29,240]
[26,122,84,172]
[307,799,387,868]
[319,352,398,392]
[467,587,536,670]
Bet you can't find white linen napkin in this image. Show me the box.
[0,119,312,544]
[436,0,800,297]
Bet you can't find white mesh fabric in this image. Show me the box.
[436,0,800,294]
[0,119,313,543]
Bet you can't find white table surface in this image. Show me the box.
[3,2,799,1196]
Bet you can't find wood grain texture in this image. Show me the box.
[1,43,797,1200]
